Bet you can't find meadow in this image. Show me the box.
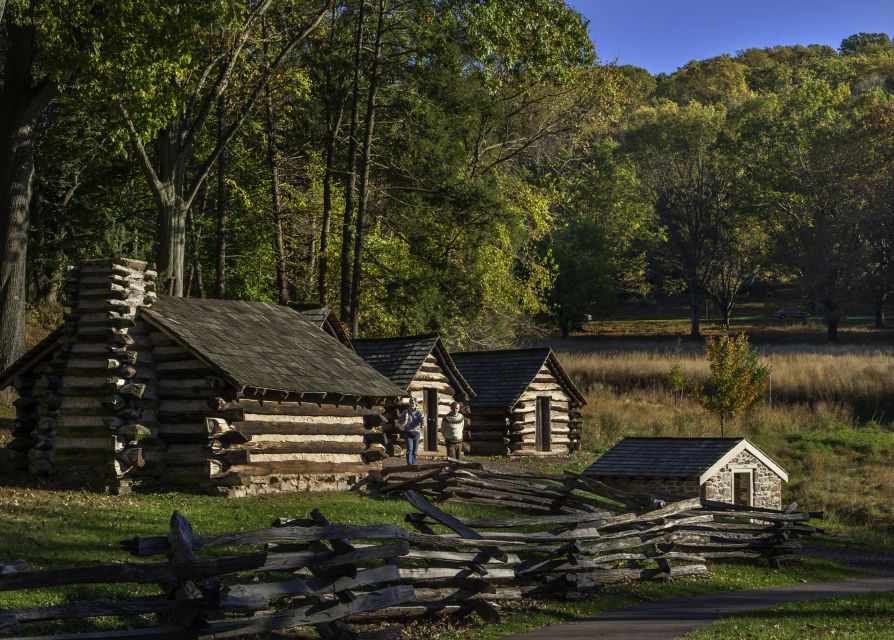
[0,313,889,637]
[548,323,894,544]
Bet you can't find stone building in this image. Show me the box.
[583,437,787,509]
[0,258,405,496]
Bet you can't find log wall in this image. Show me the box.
[208,398,387,496]
[383,354,467,459]
[468,364,582,457]
[9,258,389,496]
[9,260,159,491]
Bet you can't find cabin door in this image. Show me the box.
[535,396,551,452]
[733,471,752,506]
[424,388,439,451]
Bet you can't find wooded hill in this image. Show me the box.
[1,2,892,369]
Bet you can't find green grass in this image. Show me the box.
[0,482,861,638]
[409,558,860,640]
[684,591,894,640]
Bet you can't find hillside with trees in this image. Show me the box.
[2,1,893,368]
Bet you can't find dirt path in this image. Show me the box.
[503,548,894,640]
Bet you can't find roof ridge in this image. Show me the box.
[452,346,552,356]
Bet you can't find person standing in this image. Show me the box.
[399,398,424,465]
[441,401,465,460]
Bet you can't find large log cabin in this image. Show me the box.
[352,335,474,457]
[0,258,405,496]
[450,348,585,456]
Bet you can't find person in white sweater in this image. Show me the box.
[440,402,465,460]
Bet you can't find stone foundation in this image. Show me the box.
[212,473,365,498]
[603,476,701,499]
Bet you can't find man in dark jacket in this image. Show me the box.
[399,398,425,465]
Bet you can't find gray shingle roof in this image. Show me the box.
[450,348,585,408]
[583,438,745,478]
[353,334,474,399]
[141,296,404,400]
[290,305,352,349]
[0,326,64,389]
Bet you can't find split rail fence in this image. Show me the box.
[0,463,820,639]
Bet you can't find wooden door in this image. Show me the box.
[424,388,438,451]
[733,471,752,506]
[535,396,551,452]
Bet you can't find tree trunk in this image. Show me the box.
[215,93,227,299]
[319,123,336,307]
[721,301,732,330]
[340,0,365,321]
[264,69,288,304]
[688,283,701,338]
[875,293,886,329]
[0,22,56,369]
[157,194,188,296]
[827,316,840,343]
[0,119,35,370]
[348,0,385,337]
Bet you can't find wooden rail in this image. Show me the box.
[0,464,821,638]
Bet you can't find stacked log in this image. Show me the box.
[0,488,821,636]
[204,399,389,495]
[25,259,157,491]
[466,363,582,456]
[370,462,821,569]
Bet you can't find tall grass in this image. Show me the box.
[560,344,894,421]
[555,338,894,539]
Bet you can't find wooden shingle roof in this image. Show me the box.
[290,305,352,349]
[583,437,788,483]
[0,326,65,389]
[353,334,474,400]
[450,347,585,408]
[141,296,404,402]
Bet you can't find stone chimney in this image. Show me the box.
[29,258,157,492]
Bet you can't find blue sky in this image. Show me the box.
[568,0,894,74]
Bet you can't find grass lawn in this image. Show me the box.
[411,558,860,640]
[684,591,894,640]
[0,480,861,638]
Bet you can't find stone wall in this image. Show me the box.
[602,476,701,499]
[702,449,782,509]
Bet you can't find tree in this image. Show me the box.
[625,102,736,337]
[692,334,770,435]
[704,220,768,329]
[546,218,614,338]
[840,33,892,57]
[113,0,331,296]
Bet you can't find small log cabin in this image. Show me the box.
[352,334,475,457]
[0,258,405,496]
[583,437,788,509]
[449,348,585,456]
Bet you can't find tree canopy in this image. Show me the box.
[1,5,892,361]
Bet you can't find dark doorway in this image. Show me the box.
[424,388,438,451]
[535,396,551,452]
[733,471,752,506]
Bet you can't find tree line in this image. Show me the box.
[1,1,892,370]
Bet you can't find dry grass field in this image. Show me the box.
[551,338,894,544]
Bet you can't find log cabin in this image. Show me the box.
[352,335,474,457]
[0,258,405,496]
[583,437,788,509]
[290,305,353,349]
[449,348,585,456]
